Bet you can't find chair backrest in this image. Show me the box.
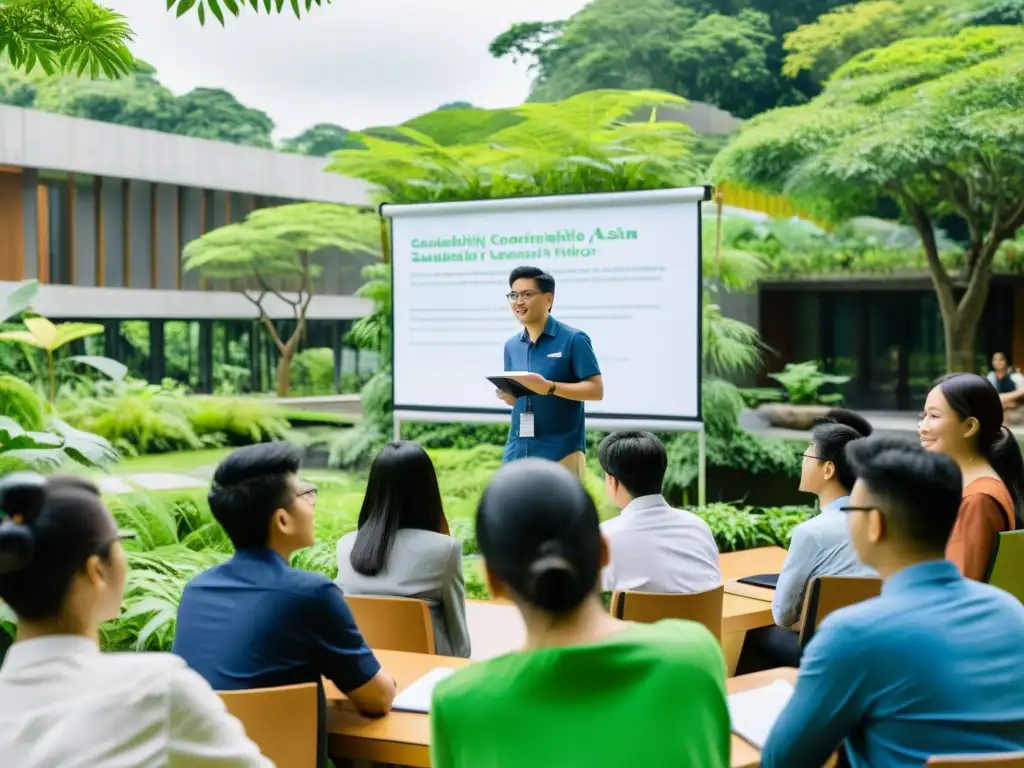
[610,586,724,643]
[986,529,1024,603]
[345,594,436,654]
[799,576,882,647]
[927,753,1024,767]
[218,683,318,768]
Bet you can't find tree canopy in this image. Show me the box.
[488,0,846,118]
[0,0,330,78]
[329,89,700,204]
[182,202,380,395]
[782,0,1024,81]
[280,122,350,156]
[713,26,1024,369]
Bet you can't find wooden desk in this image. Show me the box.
[326,649,797,768]
[720,547,788,581]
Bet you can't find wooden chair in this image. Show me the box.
[798,576,882,647]
[610,585,724,643]
[344,594,436,654]
[986,529,1024,603]
[218,683,318,768]
[927,754,1024,767]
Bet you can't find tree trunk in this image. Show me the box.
[276,343,294,397]
[941,309,980,374]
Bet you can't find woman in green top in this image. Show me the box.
[430,458,730,768]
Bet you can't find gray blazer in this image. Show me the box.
[335,529,471,658]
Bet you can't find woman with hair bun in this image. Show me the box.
[429,459,730,768]
[920,374,1023,580]
[0,472,268,767]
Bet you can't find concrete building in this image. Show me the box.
[0,105,379,392]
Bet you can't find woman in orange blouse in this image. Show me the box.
[920,373,1024,580]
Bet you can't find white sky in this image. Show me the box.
[105,0,588,139]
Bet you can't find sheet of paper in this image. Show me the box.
[519,411,535,438]
[727,679,794,748]
[391,668,457,714]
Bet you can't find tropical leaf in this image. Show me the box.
[0,280,38,323]
[65,355,128,382]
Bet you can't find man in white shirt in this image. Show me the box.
[598,431,721,593]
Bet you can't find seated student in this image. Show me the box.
[761,437,1024,768]
[987,352,1024,412]
[173,443,396,768]
[598,431,720,594]
[430,459,730,768]
[0,473,268,766]
[336,441,470,658]
[737,419,875,672]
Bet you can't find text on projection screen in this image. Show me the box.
[390,195,700,421]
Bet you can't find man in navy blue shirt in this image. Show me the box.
[762,436,1024,768]
[173,443,396,766]
[498,266,603,476]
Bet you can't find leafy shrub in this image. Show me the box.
[403,422,507,450]
[0,375,44,431]
[739,387,784,409]
[694,503,811,553]
[289,348,336,396]
[190,398,290,446]
[769,361,850,406]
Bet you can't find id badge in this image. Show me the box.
[519,411,535,439]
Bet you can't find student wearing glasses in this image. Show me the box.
[335,441,470,658]
[173,443,396,768]
[0,473,268,766]
[430,459,730,768]
[762,436,1024,767]
[496,266,603,478]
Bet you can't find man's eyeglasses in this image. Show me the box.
[506,290,542,303]
[838,506,876,514]
[297,486,318,506]
[96,529,137,556]
[801,452,824,461]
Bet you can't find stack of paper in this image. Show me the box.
[727,679,794,748]
[391,668,457,714]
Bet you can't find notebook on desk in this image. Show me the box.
[736,573,780,589]
[392,668,456,714]
[728,679,794,748]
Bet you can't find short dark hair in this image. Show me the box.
[597,431,667,497]
[846,435,962,552]
[350,441,445,576]
[508,266,555,294]
[810,422,863,492]
[824,408,873,437]
[477,458,601,615]
[0,473,119,621]
[209,442,304,550]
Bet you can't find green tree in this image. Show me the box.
[783,0,1023,81]
[0,0,329,77]
[489,0,847,117]
[435,101,477,111]
[173,87,274,148]
[280,122,350,156]
[182,203,381,396]
[713,26,1024,371]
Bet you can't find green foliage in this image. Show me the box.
[280,122,349,156]
[330,90,701,203]
[0,374,44,431]
[769,361,850,405]
[58,379,288,456]
[488,0,847,118]
[345,263,391,357]
[713,27,1024,368]
[289,348,336,396]
[695,503,811,552]
[0,411,118,472]
[0,0,328,79]
[783,0,1024,81]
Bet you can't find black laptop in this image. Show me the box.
[736,573,780,589]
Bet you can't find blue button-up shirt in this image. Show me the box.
[772,495,876,628]
[762,559,1024,768]
[502,315,601,463]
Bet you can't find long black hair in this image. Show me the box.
[349,441,445,576]
[0,473,120,620]
[937,373,1024,527]
[477,458,602,615]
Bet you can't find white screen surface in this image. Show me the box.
[385,188,703,426]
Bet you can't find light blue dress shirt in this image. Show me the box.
[762,560,1024,768]
[772,495,876,627]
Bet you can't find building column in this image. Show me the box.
[198,320,214,394]
[103,320,120,361]
[332,322,343,394]
[149,320,165,383]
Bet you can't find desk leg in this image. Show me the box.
[722,631,747,677]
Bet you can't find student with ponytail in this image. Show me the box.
[0,472,267,767]
[429,459,730,768]
[920,373,1023,580]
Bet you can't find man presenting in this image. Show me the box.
[497,266,603,477]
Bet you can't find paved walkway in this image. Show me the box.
[739,409,919,441]
[97,471,211,495]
